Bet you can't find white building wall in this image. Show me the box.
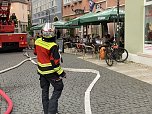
[10,1,28,32]
[32,0,62,25]
[10,2,28,23]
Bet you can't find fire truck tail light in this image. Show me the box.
[20,37,24,40]
[20,42,24,44]
[20,41,27,45]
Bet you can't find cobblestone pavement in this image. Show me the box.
[62,53,152,114]
[1,50,152,114]
[0,51,27,71]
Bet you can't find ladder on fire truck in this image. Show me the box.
[0,0,11,24]
[0,0,27,51]
[0,0,15,33]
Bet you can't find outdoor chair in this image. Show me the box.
[83,44,95,58]
[92,43,107,59]
[75,43,85,55]
[64,42,71,49]
[64,42,76,53]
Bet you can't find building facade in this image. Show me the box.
[125,0,152,66]
[62,0,125,37]
[32,0,62,25]
[27,0,32,22]
[93,0,125,36]
[11,0,29,32]
[92,0,125,12]
[63,0,88,20]
[62,0,89,37]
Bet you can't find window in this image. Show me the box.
[63,0,71,5]
[52,0,54,6]
[146,0,152,2]
[144,4,152,53]
[40,6,41,11]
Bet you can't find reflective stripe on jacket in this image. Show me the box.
[35,38,63,75]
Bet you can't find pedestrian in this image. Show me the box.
[34,23,66,114]
[35,33,41,40]
[56,30,61,39]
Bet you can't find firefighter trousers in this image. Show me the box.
[39,75,64,114]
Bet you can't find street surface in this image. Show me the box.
[1,49,152,114]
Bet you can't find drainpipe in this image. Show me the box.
[116,0,120,45]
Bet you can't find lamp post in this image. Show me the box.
[116,0,120,45]
[46,9,50,23]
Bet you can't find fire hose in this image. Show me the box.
[0,89,13,114]
[0,52,36,114]
[0,52,100,114]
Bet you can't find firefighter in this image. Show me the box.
[34,23,66,114]
[10,13,17,26]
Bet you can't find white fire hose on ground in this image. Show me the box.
[0,52,101,114]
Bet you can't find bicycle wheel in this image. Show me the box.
[105,49,114,66]
[114,47,128,62]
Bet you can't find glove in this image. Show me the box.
[59,71,66,78]
[55,72,66,81]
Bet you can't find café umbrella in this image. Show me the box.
[30,23,45,30]
[52,20,68,29]
[52,20,80,29]
[80,8,125,24]
[65,12,95,26]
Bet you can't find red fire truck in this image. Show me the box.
[0,0,27,51]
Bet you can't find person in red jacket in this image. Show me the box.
[34,23,66,114]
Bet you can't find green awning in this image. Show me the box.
[65,17,80,26]
[65,12,95,26]
[52,20,67,28]
[30,23,45,30]
[52,20,80,29]
[80,8,125,24]
[53,20,66,25]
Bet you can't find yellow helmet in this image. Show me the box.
[42,23,55,38]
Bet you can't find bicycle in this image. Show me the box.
[104,41,128,66]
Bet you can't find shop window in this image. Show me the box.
[146,0,152,2]
[144,5,152,53]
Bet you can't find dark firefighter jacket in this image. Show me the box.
[34,37,64,79]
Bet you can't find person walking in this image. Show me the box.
[34,23,66,114]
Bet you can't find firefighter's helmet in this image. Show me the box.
[42,23,55,38]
